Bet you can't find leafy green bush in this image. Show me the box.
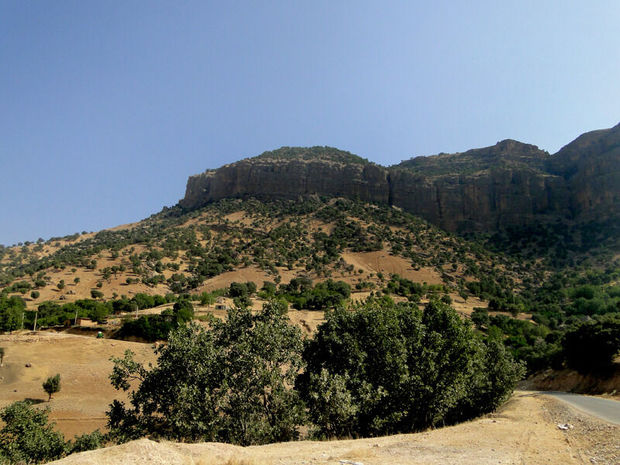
[108,301,305,445]
[0,401,65,464]
[0,401,104,463]
[43,374,61,401]
[115,301,193,342]
[0,295,25,332]
[67,430,104,454]
[298,299,524,438]
[562,314,620,373]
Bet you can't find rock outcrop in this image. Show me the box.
[547,122,620,221]
[182,156,390,210]
[179,124,620,232]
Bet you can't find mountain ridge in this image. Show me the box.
[180,123,620,232]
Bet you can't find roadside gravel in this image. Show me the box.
[541,394,619,465]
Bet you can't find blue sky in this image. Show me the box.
[1,1,619,245]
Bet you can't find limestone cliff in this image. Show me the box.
[179,125,619,232]
[547,122,620,221]
[181,148,389,209]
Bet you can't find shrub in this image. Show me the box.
[43,374,61,401]
[298,299,524,438]
[91,289,104,299]
[107,301,305,445]
[67,430,104,454]
[563,314,620,373]
[0,401,65,463]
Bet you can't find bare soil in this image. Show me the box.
[527,368,620,398]
[0,332,156,438]
[50,392,619,465]
[340,251,443,285]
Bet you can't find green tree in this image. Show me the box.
[108,301,305,445]
[199,292,216,306]
[471,307,490,328]
[0,295,25,332]
[304,368,358,438]
[299,299,523,438]
[0,347,4,365]
[0,401,66,464]
[172,299,194,321]
[562,314,620,373]
[91,289,104,299]
[43,374,61,401]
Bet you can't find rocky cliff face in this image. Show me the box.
[548,123,620,221]
[179,125,619,232]
[181,156,390,209]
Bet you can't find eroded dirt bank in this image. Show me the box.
[51,392,619,465]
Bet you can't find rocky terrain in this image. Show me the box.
[180,123,620,232]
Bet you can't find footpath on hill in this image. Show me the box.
[51,391,619,465]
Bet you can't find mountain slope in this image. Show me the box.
[0,197,532,312]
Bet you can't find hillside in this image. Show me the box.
[0,125,619,465]
[1,197,528,314]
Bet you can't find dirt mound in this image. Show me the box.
[50,392,618,465]
[528,367,620,397]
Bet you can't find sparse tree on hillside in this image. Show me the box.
[91,289,104,299]
[0,347,5,365]
[42,374,61,401]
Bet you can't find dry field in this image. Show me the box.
[0,332,156,437]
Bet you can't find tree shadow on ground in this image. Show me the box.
[23,398,46,405]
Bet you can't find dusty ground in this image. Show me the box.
[0,332,156,438]
[340,251,443,285]
[50,392,619,465]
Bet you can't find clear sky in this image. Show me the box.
[1,1,619,246]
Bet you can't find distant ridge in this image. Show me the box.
[180,124,620,232]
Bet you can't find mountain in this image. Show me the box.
[180,124,620,232]
[1,124,619,461]
[547,122,620,220]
